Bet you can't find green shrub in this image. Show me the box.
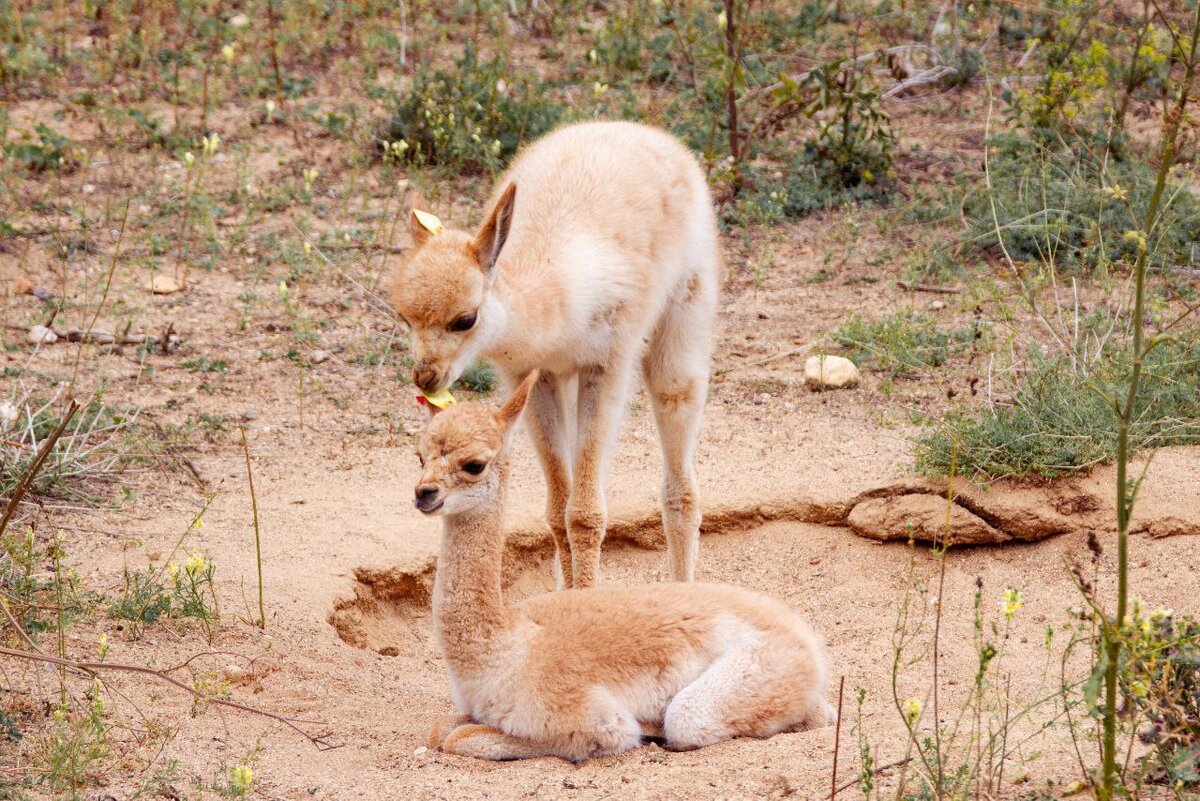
[454,360,499,395]
[916,342,1200,479]
[381,43,561,173]
[794,59,897,192]
[3,122,74,171]
[962,133,1200,275]
[832,310,977,378]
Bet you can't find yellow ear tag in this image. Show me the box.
[419,387,457,409]
[413,209,445,236]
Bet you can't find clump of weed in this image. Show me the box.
[454,360,499,395]
[961,133,1200,275]
[109,504,220,638]
[3,122,76,171]
[916,342,1200,480]
[1129,606,1199,789]
[381,43,561,173]
[831,310,976,378]
[1,391,136,503]
[38,686,108,796]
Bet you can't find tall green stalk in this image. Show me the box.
[1098,8,1200,799]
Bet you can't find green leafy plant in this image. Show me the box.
[1131,608,1199,790]
[455,360,499,395]
[916,342,1200,480]
[832,310,977,378]
[3,122,74,171]
[381,43,561,173]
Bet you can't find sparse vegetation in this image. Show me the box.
[832,310,978,379]
[917,342,1200,480]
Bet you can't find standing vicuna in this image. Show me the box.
[415,372,833,762]
[391,121,720,588]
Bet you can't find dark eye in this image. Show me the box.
[449,312,477,332]
[462,460,486,475]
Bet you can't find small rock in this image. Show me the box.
[930,300,946,311]
[310,349,330,364]
[413,746,428,757]
[90,329,115,344]
[222,664,248,682]
[804,355,860,390]
[144,275,185,294]
[27,325,57,345]
[82,183,95,194]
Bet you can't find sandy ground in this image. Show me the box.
[28,380,1200,800]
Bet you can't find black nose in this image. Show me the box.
[415,485,442,511]
[413,364,440,393]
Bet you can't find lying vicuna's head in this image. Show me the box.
[412,371,537,516]
[391,186,518,395]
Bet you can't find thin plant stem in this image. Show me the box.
[240,426,265,630]
[1099,8,1200,798]
[830,675,845,801]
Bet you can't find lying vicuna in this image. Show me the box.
[414,373,833,762]
[392,121,720,589]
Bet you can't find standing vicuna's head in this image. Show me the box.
[413,371,537,517]
[391,185,518,394]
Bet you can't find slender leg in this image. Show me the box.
[440,723,552,761]
[427,714,471,750]
[569,360,636,588]
[642,276,715,582]
[523,372,574,589]
[662,639,827,751]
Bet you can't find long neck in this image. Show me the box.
[486,260,559,369]
[432,462,512,668]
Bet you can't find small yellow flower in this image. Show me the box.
[98,633,109,660]
[1000,587,1023,619]
[167,563,179,577]
[303,241,313,256]
[1101,184,1127,202]
[184,151,195,167]
[202,133,220,157]
[593,82,609,99]
[221,43,236,65]
[265,99,277,116]
[302,168,319,192]
[1124,229,1148,252]
[229,764,254,795]
[861,168,875,183]
[716,9,728,30]
[185,550,207,575]
[278,280,289,297]
[588,49,598,63]
[902,697,922,724]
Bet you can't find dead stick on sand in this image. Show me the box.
[0,646,339,750]
[896,280,961,294]
[830,675,845,801]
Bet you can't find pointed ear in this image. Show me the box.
[410,192,441,248]
[471,183,517,277]
[496,370,539,430]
